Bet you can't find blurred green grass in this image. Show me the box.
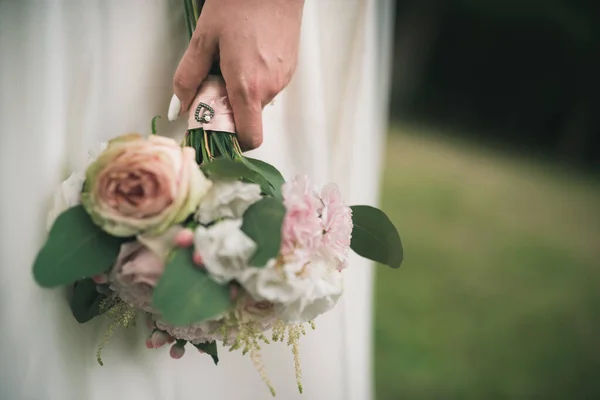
[375,125,600,399]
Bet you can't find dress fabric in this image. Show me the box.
[0,1,394,399]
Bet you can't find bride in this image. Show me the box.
[0,1,394,399]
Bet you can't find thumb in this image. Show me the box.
[169,30,217,121]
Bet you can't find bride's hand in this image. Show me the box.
[168,0,305,150]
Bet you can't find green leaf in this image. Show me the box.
[33,205,126,288]
[153,247,231,326]
[350,205,403,268]
[241,197,286,267]
[70,279,107,323]
[193,341,219,365]
[201,158,275,196]
[185,128,207,164]
[242,157,285,198]
[151,115,161,135]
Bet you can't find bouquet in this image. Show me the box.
[32,1,403,396]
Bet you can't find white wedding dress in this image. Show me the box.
[0,1,394,399]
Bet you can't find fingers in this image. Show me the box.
[170,28,217,120]
[226,79,264,150]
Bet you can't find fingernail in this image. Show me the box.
[168,94,181,121]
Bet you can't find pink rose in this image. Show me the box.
[109,241,166,311]
[81,133,212,237]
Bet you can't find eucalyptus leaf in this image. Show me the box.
[33,205,126,288]
[151,115,161,135]
[242,157,285,198]
[350,205,403,268]
[201,158,274,196]
[193,341,219,365]
[241,197,286,267]
[153,247,231,326]
[70,279,108,323]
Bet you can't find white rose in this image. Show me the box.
[240,258,344,323]
[46,171,86,231]
[194,219,256,284]
[196,181,261,224]
[239,259,310,304]
[277,262,343,323]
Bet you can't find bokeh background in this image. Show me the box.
[375,1,600,398]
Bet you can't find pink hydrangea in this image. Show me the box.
[319,183,353,270]
[280,175,323,262]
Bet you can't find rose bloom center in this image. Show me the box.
[100,168,173,217]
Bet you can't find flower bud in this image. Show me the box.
[150,330,169,349]
[145,314,155,329]
[92,274,108,284]
[170,343,186,359]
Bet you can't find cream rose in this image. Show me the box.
[81,133,211,236]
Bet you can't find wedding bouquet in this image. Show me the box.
[31,1,403,396]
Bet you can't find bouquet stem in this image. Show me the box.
[183,129,243,164]
[182,0,231,163]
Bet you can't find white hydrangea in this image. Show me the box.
[86,141,108,165]
[196,180,262,224]
[46,171,86,231]
[239,259,310,304]
[194,219,256,284]
[46,141,108,231]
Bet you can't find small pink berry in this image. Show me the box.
[150,330,169,349]
[174,229,194,247]
[92,274,107,284]
[193,251,204,266]
[170,344,185,359]
[145,338,153,349]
